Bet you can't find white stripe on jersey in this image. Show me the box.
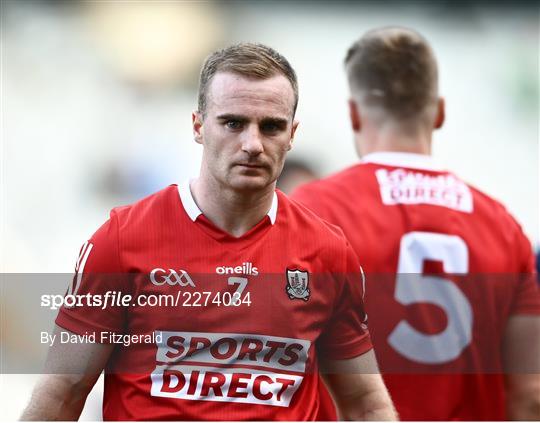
[69,242,93,296]
[75,241,89,272]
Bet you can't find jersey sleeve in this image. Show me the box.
[55,210,129,338]
[509,225,540,315]
[317,242,373,360]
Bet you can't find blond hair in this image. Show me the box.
[198,43,298,117]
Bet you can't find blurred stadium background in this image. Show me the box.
[1,0,538,420]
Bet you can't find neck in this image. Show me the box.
[357,124,432,156]
[190,176,275,237]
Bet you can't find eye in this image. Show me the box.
[225,120,243,130]
[261,122,282,134]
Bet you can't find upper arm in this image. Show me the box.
[48,212,123,382]
[321,351,396,421]
[321,350,383,399]
[44,324,114,376]
[503,315,540,420]
[503,315,540,386]
[502,227,540,419]
[508,222,539,314]
[57,211,129,335]
[21,325,114,420]
[21,213,125,420]
[318,242,372,360]
[39,324,113,401]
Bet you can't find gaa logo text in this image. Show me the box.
[150,268,195,287]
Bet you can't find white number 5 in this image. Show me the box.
[388,232,473,364]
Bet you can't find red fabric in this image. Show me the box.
[56,185,371,421]
[292,161,540,421]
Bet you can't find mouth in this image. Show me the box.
[235,163,265,169]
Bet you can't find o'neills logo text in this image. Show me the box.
[216,262,259,276]
[151,331,310,407]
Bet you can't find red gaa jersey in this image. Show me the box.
[292,152,540,421]
[57,183,371,421]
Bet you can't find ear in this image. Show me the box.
[434,97,445,129]
[192,111,204,144]
[287,120,300,151]
[349,99,361,132]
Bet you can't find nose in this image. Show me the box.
[241,125,264,157]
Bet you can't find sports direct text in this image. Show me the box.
[151,331,311,407]
[376,168,473,212]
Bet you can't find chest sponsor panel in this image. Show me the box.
[155,331,311,372]
[151,364,303,407]
[152,331,311,407]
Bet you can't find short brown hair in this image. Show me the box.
[345,27,438,121]
[198,43,298,117]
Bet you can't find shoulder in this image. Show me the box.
[465,181,534,269]
[293,163,366,197]
[112,185,179,229]
[75,186,180,274]
[92,185,181,253]
[291,163,372,216]
[278,190,350,248]
[467,182,527,237]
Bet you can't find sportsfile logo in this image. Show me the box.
[151,331,310,407]
[215,262,259,276]
[150,268,195,287]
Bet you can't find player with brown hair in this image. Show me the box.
[292,27,540,420]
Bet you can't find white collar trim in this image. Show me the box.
[177,180,278,225]
[267,191,278,224]
[361,152,444,171]
[178,180,203,222]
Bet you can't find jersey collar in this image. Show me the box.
[178,180,278,225]
[361,152,444,172]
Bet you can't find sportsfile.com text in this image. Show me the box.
[41,290,252,310]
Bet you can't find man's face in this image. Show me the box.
[193,72,298,192]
